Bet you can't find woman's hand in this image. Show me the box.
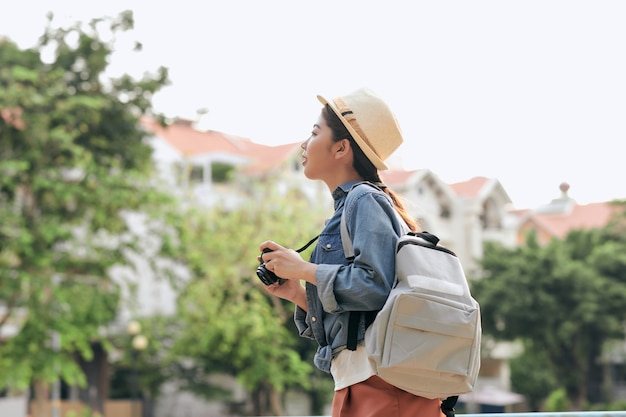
[258,241,317,309]
[264,275,305,304]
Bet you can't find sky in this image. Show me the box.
[2,1,625,209]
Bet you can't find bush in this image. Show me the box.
[544,388,571,412]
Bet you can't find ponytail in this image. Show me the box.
[322,104,419,232]
[366,179,419,232]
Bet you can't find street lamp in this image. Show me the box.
[127,321,148,417]
[132,333,148,351]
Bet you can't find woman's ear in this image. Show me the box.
[334,138,351,157]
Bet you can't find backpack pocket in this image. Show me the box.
[368,290,481,398]
[385,292,479,371]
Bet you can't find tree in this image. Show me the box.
[169,183,333,416]
[0,11,179,414]
[108,315,178,417]
[472,207,626,410]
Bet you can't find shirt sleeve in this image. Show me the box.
[294,305,315,339]
[315,190,400,313]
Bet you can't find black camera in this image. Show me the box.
[256,248,285,286]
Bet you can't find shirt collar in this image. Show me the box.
[332,180,365,206]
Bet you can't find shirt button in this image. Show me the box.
[326,244,332,249]
[311,316,317,322]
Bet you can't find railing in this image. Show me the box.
[462,414,626,417]
[256,413,626,417]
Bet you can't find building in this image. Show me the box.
[515,182,622,246]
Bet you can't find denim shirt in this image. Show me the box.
[294,180,404,373]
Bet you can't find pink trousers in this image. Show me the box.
[331,376,445,417]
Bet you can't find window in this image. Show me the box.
[189,165,204,184]
[440,205,451,219]
[480,199,501,229]
[211,162,235,183]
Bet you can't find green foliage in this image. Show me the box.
[169,182,330,414]
[610,401,626,411]
[211,162,235,183]
[0,12,177,392]
[107,316,179,403]
[509,342,558,410]
[588,399,626,411]
[544,388,572,412]
[472,213,626,409]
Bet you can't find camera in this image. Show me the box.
[256,248,285,286]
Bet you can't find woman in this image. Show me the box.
[259,88,445,417]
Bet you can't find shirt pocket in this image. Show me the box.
[316,232,347,265]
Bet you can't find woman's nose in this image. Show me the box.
[301,139,309,150]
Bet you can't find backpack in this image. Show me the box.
[341,183,482,402]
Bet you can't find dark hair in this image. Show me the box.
[322,104,419,232]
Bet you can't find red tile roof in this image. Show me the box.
[140,116,302,176]
[241,142,301,175]
[449,177,490,199]
[380,169,420,186]
[522,202,620,239]
[141,117,245,156]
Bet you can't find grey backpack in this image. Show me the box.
[341,186,481,401]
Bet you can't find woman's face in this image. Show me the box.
[300,112,338,181]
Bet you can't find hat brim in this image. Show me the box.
[317,95,388,170]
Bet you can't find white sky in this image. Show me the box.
[2,0,625,209]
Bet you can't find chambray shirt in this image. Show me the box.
[294,181,403,373]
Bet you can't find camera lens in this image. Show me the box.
[256,265,278,286]
[256,248,287,286]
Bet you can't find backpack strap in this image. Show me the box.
[339,182,409,256]
[441,395,458,417]
[411,231,439,245]
[346,311,360,351]
[340,207,356,259]
[346,310,377,351]
[340,182,404,351]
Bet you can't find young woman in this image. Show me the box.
[259,88,445,417]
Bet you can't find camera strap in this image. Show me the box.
[294,235,319,253]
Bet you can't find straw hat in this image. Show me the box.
[317,88,404,170]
